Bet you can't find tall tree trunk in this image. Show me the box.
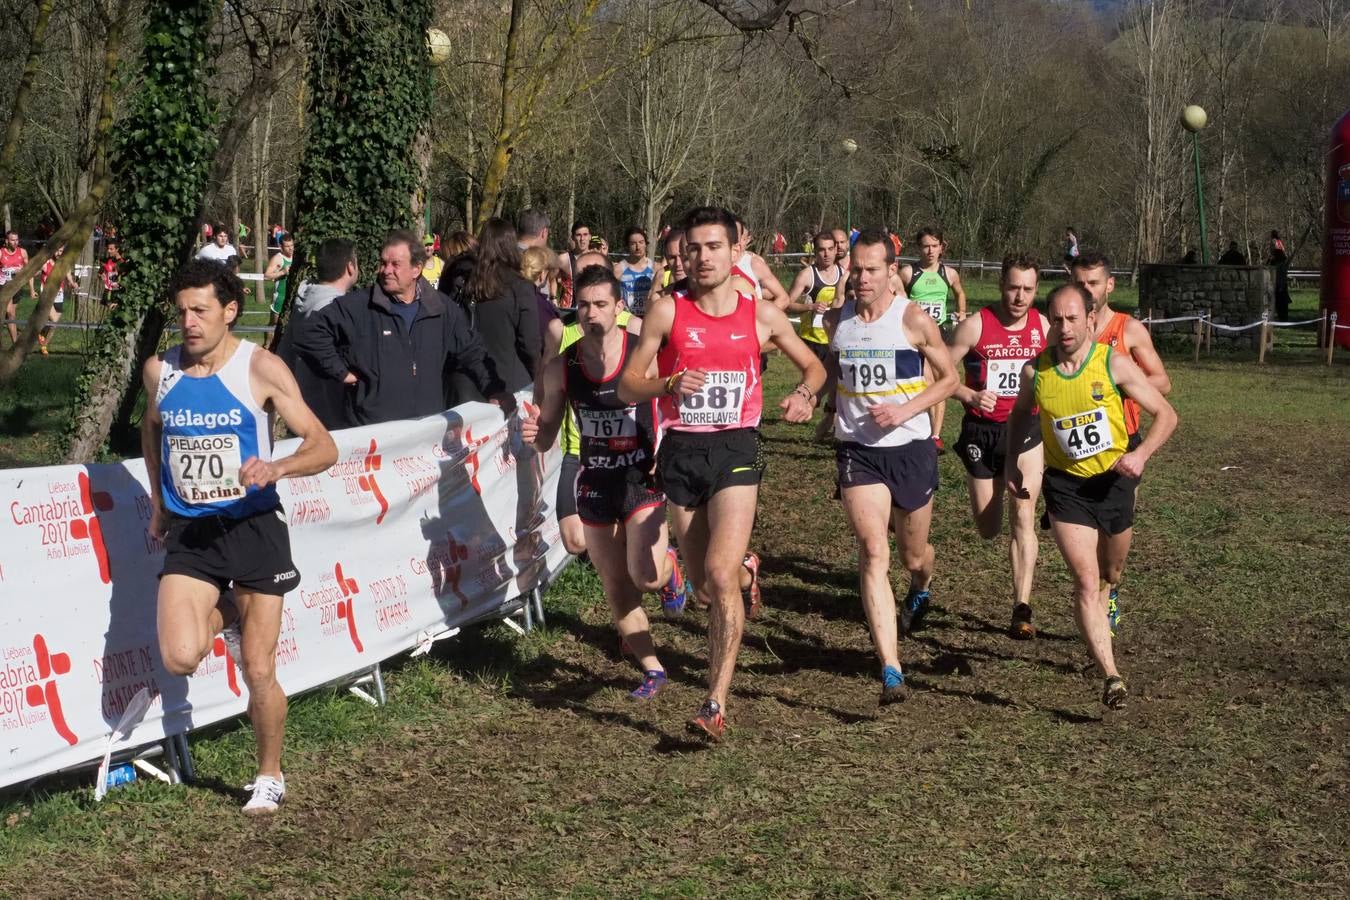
[477,0,525,231]
[62,0,218,462]
[0,0,55,207]
[0,0,129,380]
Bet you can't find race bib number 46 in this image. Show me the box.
[1052,408,1114,460]
[680,370,747,426]
[167,434,245,504]
[986,358,1028,397]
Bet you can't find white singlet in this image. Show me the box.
[831,296,930,448]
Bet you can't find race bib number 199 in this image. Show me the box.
[1051,408,1114,460]
[680,370,747,426]
[167,434,245,503]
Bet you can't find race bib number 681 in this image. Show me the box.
[680,370,747,426]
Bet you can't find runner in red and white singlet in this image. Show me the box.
[949,254,1050,639]
[1,230,33,347]
[656,290,763,431]
[620,206,825,742]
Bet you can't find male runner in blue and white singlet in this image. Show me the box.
[142,260,337,814]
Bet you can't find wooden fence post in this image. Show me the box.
[1205,308,1212,353]
[1329,313,1338,366]
[1257,312,1269,365]
[1192,317,1201,363]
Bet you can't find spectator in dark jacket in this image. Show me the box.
[446,218,541,403]
[297,230,509,425]
[278,237,361,430]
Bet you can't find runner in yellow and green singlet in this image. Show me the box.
[1006,284,1177,711]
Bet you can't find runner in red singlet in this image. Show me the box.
[619,206,826,742]
[948,254,1050,638]
[1,230,33,347]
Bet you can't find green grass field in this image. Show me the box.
[1,286,1348,897]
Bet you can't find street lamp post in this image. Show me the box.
[1181,105,1210,265]
[841,138,858,232]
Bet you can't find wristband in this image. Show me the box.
[664,371,685,396]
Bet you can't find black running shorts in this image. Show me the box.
[576,468,665,527]
[835,439,938,512]
[1042,466,1138,536]
[656,427,764,509]
[555,452,581,520]
[160,506,301,595]
[956,413,1042,480]
[804,339,830,364]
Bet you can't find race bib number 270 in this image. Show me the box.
[167,434,245,504]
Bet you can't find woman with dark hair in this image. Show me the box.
[437,229,478,305]
[446,217,540,402]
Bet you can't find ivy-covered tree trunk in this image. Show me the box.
[62,1,217,463]
[283,0,433,305]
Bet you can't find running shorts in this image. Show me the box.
[160,505,301,595]
[956,413,1042,480]
[1042,466,1138,536]
[555,453,580,520]
[656,427,764,509]
[576,468,665,527]
[835,439,938,512]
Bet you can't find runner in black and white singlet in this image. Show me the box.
[142,260,337,814]
[620,206,826,742]
[525,266,690,700]
[823,228,958,704]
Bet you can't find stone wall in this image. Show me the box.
[1138,264,1273,348]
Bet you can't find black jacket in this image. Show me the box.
[295,281,504,426]
[441,265,541,402]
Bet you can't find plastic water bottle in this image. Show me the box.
[106,763,137,789]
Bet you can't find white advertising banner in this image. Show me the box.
[0,397,568,790]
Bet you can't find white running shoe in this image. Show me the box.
[242,774,285,815]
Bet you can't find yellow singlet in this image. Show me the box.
[1034,343,1130,478]
[559,311,632,456]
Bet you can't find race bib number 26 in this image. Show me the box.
[680,370,747,426]
[1052,408,1114,461]
[986,358,1028,397]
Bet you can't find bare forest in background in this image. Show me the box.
[2,0,1348,270]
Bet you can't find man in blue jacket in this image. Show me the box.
[298,230,511,425]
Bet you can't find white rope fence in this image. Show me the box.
[1136,308,1346,365]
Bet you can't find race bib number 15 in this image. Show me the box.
[1052,408,1114,460]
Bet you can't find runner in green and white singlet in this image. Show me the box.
[897,227,967,452]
